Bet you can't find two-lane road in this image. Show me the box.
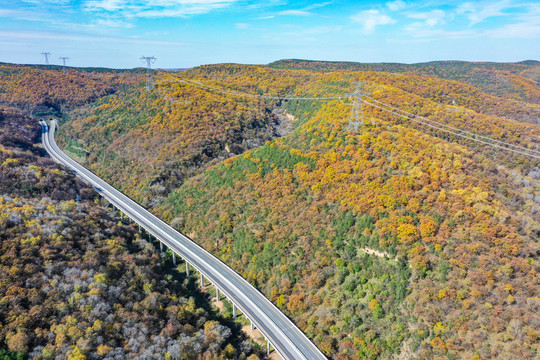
[41,120,326,360]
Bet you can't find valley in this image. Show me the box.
[0,59,539,359]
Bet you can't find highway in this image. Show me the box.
[40,120,327,360]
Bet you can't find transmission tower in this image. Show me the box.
[59,57,69,67]
[140,56,156,91]
[41,52,51,65]
[347,82,369,133]
[59,57,69,73]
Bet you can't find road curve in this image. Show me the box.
[41,120,327,360]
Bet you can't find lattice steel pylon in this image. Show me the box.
[347,82,369,133]
[59,57,69,66]
[140,56,156,91]
[59,57,69,73]
[41,52,51,65]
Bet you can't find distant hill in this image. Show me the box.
[268,58,539,74]
[269,59,540,103]
[0,63,143,117]
[0,61,142,73]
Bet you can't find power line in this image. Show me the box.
[363,95,540,157]
[41,52,51,65]
[362,98,540,160]
[166,77,343,100]
[161,76,540,160]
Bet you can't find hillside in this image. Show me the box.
[0,106,264,359]
[56,65,307,206]
[0,63,139,116]
[51,61,540,359]
[156,91,539,359]
[56,63,540,212]
[269,59,540,106]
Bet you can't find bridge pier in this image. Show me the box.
[185,262,190,275]
[173,252,177,265]
[216,287,220,301]
[232,303,237,318]
[160,242,163,252]
[200,273,204,286]
[250,319,254,331]
[148,233,152,242]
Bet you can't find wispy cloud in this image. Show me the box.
[404,28,477,40]
[85,0,239,18]
[351,9,394,34]
[456,0,511,25]
[483,3,540,38]
[0,30,187,46]
[303,25,342,35]
[276,10,312,16]
[406,9,446,29]
[401,1,540,40]
[235,22,249,29]
[95,18,135,28]
[386,0,406,12]
[0,8,48,22]
[304,2,334,11]
[85,0,125,12]
[20,0,71,4]
[484,21,540,38]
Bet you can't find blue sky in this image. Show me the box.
[0,0,538,68]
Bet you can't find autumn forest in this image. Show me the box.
[0,59,539,359]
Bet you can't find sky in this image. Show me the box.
[0,0,538,69]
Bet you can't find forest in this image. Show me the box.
[1,60,539,359]
[269,59,540,105]
[0,102,264,358]
[156,73,539,358]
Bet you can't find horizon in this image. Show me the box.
[1,0,539,68]
[2,58,539,71]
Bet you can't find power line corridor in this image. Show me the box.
[159,75,540,161]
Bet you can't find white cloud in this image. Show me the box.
[304,2,334,11]
[303,25,342,35]
[95,18,134,28]
[85,0,125,11]
[0,9,19,17]
[404,28,477,40]
[484,21,540,38]
[407,9,446,28]
[0,30,187,46]
[0,8,46,21]
[276,10,312,16]
[483,4,540,38]
[456,0,511,25]
[85,0,239,18]
[20,0,70,4]
[235,22,249,29]
[351,9,394,34]
[386,0,406,12]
